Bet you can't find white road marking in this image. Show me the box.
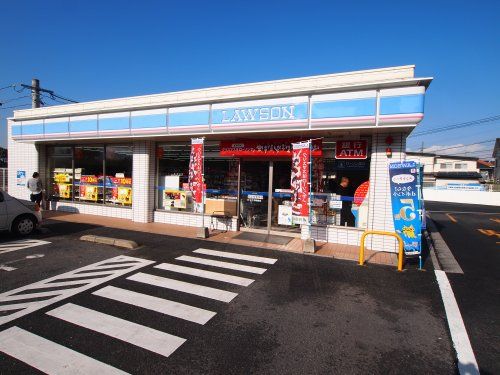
[0,265,17,271]
[128,272,237,302]
[0,326,128,375]
[193,248,278,264]
[47,303,186,358]
[176,255,267,274]
[0,255,154,326]
[435,270,479,375]
[0,239,51,255]
[93,285,216,325]
[155,263,254,286]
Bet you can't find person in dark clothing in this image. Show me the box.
[336,176,355,227]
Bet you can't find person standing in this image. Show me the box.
[336,176,355,227]
[27,172,43,206]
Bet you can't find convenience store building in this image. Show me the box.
[7,65,432,252]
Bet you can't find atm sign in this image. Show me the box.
[335,140,368,159]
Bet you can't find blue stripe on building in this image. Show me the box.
[169,111,209,127]
[22,123,44,135]
[99,117,130,131]
[311,98,376,119]
[380,94,424,115]
[131,114,166,129]
[70,119,98,133]
[45,121,69,134]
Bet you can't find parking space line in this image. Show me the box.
[176,255,267,274]
[93,285,216,325]
[155,263,254,286]
[46,303,186,358]
[435,270,479,375]
[193,248,278,264]
[0,326,128,374]
[128,272,237,302]
[0,239,51,255]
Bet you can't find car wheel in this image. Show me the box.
[12,215,36,236]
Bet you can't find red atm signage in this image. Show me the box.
[335,140,368,159]
[220,138,322,157]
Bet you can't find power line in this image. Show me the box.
[0,103,31,110]
[429,139,496,153]
[0,84,15,91]
[409,115,500,137]
[0,95,32,105]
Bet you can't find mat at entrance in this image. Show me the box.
[234,232,293,245]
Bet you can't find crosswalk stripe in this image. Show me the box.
[128,272,237,303]
[93,285,216,325]
[0,326,128,374]
[176,255,267,274]
[155,263,254,287]
[46,303,186,358]
[193,248,278,264]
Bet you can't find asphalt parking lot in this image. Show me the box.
[0,219,456,374]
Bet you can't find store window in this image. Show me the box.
[74,146,104,204]
[47,146,73,201]
[105,146,133,206]
[440,163,452,170]
[454,163,467,170]
[156,142,238,214]
[46,144,132,207]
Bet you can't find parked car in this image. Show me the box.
[0,190,42,235]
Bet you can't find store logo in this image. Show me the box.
[221,105,295,123]
[391,174,415,184]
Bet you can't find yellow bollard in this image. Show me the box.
[359,230,404,272]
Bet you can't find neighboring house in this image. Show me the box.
[406,151,483,189]
[493,138,500,182]
[478,159,495,182]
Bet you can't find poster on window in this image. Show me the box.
[111,187,132,205]
[189,138,204,213]
[291,141,310,224]
[163,190,187,209]
[80,185,98,201]
[389,161,422,255]
[57,183,72,199]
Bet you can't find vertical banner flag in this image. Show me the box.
[291,141,310,224]
[189,138,204,213]
[389,161,422,255]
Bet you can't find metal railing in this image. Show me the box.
[0,168,7,191]
[359,230,404,272]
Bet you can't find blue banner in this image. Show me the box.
[389,161,422,255]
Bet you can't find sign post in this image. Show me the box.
[189,138,208,238]
[389,161,423,263]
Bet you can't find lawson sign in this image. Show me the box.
[389,161,422,255]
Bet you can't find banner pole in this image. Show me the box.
[309,139,313,241]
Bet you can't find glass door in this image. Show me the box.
[240,161,270,230]
[271,160,300,233]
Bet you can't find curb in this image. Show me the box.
[80,235,139,250]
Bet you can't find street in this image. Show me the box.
[427,201,500,375]
[0,218,455,374]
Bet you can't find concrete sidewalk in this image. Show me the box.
[42,211,398,266]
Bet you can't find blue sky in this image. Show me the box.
[1,0,499,156]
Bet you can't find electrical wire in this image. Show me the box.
[0,84,15,91]
[0,95,32,105]
[428,139,496,153]
[409,115,500,137]
[0,103,31,110]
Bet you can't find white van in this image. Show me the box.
[0,190,43,235]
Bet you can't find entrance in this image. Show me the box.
[239,160,300,234]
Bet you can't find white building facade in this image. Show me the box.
[8,65,432,252]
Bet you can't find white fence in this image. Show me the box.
[0,168,6,191]
[423,188,500,206]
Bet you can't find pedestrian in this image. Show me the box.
[336,176,355,227]
[27,172,43,206]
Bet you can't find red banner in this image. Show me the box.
[188,138,204,207]
[291,141,310,220]
[220,138,322,157]
[335,140,368,159]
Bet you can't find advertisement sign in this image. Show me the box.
[163,190,187,209]
[16,170,26,186]
[389,161,422,255]
[57,183,72,199]
[189,138,204,213]
[80,185,98,201]
[113,187,132,205]
[278,205,293,226]
[335,140,368,159]
[220,138,322,157]
[291,141,310,224]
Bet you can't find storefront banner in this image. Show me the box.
[389,161,422,255]
[291,141,310,223]
[220,138,322,157]
[189,138,204,212]
[335,140,368,159]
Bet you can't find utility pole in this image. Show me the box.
[31,78,41,108]
[420,141,424,154]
